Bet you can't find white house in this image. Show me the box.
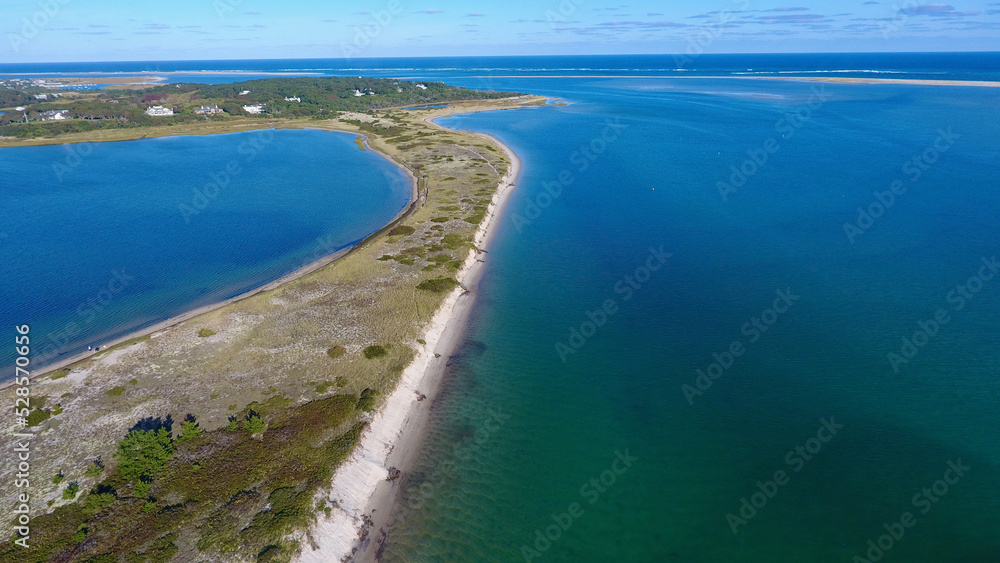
[239,90,251,96]
[243,104,264,114]
[195,105,223,115]
[145,106,174,117]
[284,96,301,102]
[40,110,70,121]
[415,84,428,90]
[353,89,364,97]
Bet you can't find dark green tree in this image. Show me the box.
[114,428,174,481]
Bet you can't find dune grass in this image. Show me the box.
[0,96,540,561]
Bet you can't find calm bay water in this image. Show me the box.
[2,54,999,561]
[0,129,411,377]
[380,74,1000,560]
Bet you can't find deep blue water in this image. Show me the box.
[0,129,411,378]
[3,53,1000,85]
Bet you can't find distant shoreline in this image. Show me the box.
[0,71,323,77]
[735,76,1000,88]
[388,75,1000,88]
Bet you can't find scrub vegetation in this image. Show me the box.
[0,76,516,140]
[0,95,541,561]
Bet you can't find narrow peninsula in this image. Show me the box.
[0,76,543,563]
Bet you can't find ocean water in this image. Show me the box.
[3,53,1000,84]
[379,74,1000,560]
[0,129,411,377]
[4,54,1000,561]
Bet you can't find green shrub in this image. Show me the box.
[198,328,216,338]
[430,217,450,223]
[416,277,458,293]
[53,473,64,484]
[129,378,138,385]
[84,460,104,477]
[177,420,204,442]
[62,483,79,500]
[134,479,152,499]
[107,386,125,397]
[335,376,348,388]
[82,491,117,516]
[257,544,283,562]
[441,233,467,249]
[245,414,266,435]
[326,345,347,359]
[356,389,378,412]
[25,409,52,427]
[114,428,174,481]
[363,345,388,359]
[49,369,69,380]
[388,225,415,237]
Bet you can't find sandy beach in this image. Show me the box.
[295,125,521,562]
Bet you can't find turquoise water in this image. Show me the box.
[384,77,1000,561]
[0,129,411,377]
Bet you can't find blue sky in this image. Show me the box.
[3,0,999,62]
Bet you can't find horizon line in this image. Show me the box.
[3,51,1000,66]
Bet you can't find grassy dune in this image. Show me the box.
[0,96,542,562]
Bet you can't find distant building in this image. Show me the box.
[243,104,264,114]
[284,96,301,102]
[39,110,70,121]
[353,89,364,97]
[34,94,48,100]
[145,106,174,117]
[416,84,428,90]
[14,106,26,111]
[239,90,251,96]
[195,105,224,115]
